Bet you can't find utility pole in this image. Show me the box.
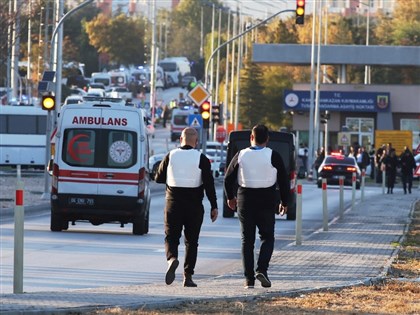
[234,11,242,130]
[11,0,21,100]
[149,0,157,127]
[213,8,222,139]
[308,0,318,180]
[229,12,237,125]
[223,10,231,130]
[6,0,12,103]
[43,0,94,199]
[27,0,33,105]
[204,8,294,130]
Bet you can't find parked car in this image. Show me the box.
[86,88,106,98]
[317,153,361,189]
[414,153,420,179]
[202,148,224,178]
[88,82,106,91]
[63,95,83,106]
[68,86,87,96]
[106,87,132,100]
[181,75,197,89]
[149,153,166,180]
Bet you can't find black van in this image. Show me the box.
[223,130,297,220]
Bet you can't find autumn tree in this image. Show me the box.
[238,59,267,129]
[85,13,146,67]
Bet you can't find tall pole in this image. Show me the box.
[200,7,203,59]
[204,9,294,129]
[27,0,32,105]
[223,11,231,130]
[11,0,21,100]
[149,0,157,127]
[229,12,237,125]
[308,0,317,179]
[364,0,371,84]
[54,0,64,108]
[6,0,12,103]
[214,8,222,136]
[43,0,94,199]
[314,0,323,156]
[234,12,242,130]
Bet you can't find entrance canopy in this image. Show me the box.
[253,44,420,67]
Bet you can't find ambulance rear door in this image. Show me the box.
[58,107,101,202]
[96,107,141,198]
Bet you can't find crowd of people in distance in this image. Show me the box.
[298,142,417,195]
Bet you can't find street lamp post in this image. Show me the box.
[42,0,94,199]
[358,0,371,84]
[204,9,294,129]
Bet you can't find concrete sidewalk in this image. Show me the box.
[1,192,418,315]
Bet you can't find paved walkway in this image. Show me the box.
[1,191,418,314]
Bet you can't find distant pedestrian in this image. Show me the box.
[356,147,370,172]
[375,144,386,183]
[400,146,416,194]
[383,149,398,194]
[162,104,170,128]
[313,147,325,179]
[224,124,289,289]
[369,145,376,179]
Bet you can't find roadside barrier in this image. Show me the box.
[14,180,24,294]
[351,172,356,211]
[382,170,386,194]
[295,180,302,245]
[361,169,366,201]
[339,176,344,218]
[322,178,328,231]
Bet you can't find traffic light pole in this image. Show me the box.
[42,0,95,199]
[204,9,295,89]
[204,9,294,128]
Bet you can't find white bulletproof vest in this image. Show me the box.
[167,148,203,188]
[238,147,277,188]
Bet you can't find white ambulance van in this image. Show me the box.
[50,97,151,235]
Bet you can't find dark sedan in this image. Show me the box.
[317,154,361,189]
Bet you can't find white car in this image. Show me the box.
[106,87,132,100]
[86,88,106,98]
[414,153,420,179]
[149,153,166,179]
[63,95,83,106]
[202,148,225,178]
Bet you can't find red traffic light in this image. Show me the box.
[201,101,211,120]
[296,0,305,25]
[200,101,210,128]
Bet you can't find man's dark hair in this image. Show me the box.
[252,124,269,144]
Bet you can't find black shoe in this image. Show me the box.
[165,258,179,285]
[256,272,271,288]
[183,273,197,287]
[244,279,255,289]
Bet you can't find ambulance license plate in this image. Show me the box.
[68,197,95,206]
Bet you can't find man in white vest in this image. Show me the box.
[155,127,218,287]
[224,124,289,289]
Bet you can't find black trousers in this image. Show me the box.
[237,205,275,282]
[164,199,204,275]
[401,173,413,192]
